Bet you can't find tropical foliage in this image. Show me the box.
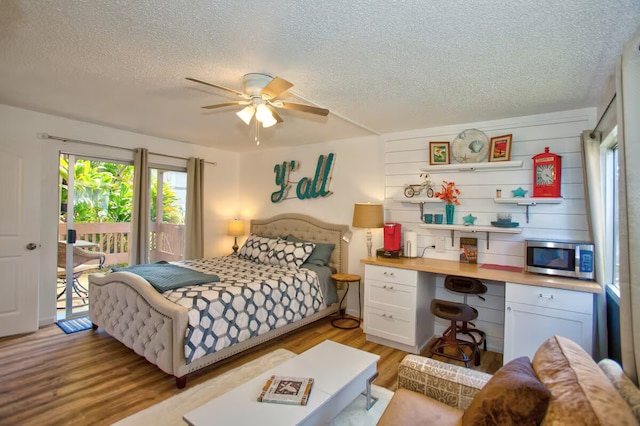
[59,157,184,224]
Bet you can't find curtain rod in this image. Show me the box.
[40,133,217,166]
[590,94,617,139]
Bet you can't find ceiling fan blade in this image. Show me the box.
[260,77,293,99]
[279,102,330,116]
[201,101,246,110]
[186,77,246,97]
[267,106,284,123]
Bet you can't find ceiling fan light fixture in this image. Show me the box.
[260,114,277,128]
[236,105,255,125]
[255,104,274,124]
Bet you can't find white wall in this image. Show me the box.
[384,108,596,265]
[0,103,600,330]
[383,108,597,352]
[239,135,386,315]
[0,104,240,326]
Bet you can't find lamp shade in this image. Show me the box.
[236,106,255,125]
[255,104,274,123]
[227,220,245,237]
[352,203,384,229]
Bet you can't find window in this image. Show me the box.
[603,127,619,293]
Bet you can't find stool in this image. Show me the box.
[428,299,480,368]
[331,273,361,330]
[444,275,487,352]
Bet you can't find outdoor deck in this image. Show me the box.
[56,221,185,319]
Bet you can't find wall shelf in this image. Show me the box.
[420,160,523,172]
[393,197,442,220]
[392,197,442,204]
[418,223,522,249]
[494,197,563,223]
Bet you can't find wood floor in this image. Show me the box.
[0,317,502,425]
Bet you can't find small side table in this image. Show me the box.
[331,273,362,330]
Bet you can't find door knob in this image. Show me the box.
[26,243,38,250]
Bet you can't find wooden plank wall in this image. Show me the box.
[383,109,594,353]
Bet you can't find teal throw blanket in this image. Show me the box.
[112,262,219,293]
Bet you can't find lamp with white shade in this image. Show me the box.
[352,203,384,258]
[227,220,245,254]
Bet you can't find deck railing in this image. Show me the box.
[58,222,185,265]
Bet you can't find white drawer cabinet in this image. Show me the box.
[503,282,594,364]
[363,265,435,353]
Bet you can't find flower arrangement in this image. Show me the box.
[435,181,460,205]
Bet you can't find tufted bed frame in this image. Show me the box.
[88,214,349,388]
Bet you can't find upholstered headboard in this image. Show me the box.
[251,214,349,274]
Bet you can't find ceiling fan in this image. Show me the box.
[186,73,329,144]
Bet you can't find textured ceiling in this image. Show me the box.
[0,1,638,152]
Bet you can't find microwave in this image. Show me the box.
[524,239,595,280]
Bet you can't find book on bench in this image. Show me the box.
[257,375,314,406]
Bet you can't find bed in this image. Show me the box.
[88,214,349,388]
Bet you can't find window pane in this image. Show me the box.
[149,168,187,262]
[613,148,619,287]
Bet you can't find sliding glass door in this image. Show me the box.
[57,156,188,319]
[57,154,133,319]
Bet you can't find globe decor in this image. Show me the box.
[434,181,460,225]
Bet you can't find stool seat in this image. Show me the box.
[431,299,478,323]
[444,275,487,295]
[331,273,361,283]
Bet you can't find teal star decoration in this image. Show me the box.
[512,187,528,197]
[463,214,477,225]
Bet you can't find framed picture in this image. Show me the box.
[429,141,450,165]
[489,134,513,162]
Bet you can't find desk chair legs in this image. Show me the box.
[456,321,487,352]
[429,318,481,368]
[429,299,482,368]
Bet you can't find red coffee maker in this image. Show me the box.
[383,222,402,251]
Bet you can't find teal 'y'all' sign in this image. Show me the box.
[271,153,335,203]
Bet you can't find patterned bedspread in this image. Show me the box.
[162,256,327,364]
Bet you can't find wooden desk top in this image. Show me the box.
[360,257,602,294]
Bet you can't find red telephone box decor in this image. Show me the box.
[532,147,562,198]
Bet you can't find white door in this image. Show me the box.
[0,139,40,337]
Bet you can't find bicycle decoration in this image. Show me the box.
[404,173,434,198]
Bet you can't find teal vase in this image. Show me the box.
[445,204,455,225]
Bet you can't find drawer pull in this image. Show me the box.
[381,313,394,319]
[382,285,395,290]
[538,293,555,300]
[383,272,396,277]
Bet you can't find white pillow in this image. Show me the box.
[264,240,316,268]
[238,234,279,263]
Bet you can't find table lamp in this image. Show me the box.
[227,220,245,254]
[352,203,384,257]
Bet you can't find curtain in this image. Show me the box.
[581,130,608,360]
[128,148,150,265]
[185,157,204,259]
[619,28,640,384]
